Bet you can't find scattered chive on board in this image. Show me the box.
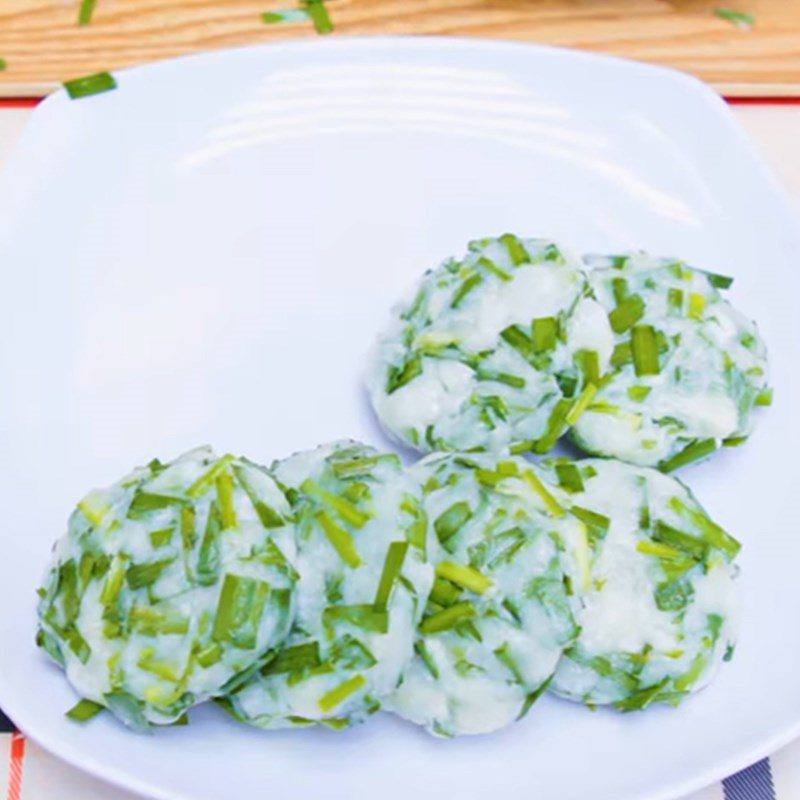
[63,71,117,99]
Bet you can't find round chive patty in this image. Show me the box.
[569,253,770,469]
[220,441,433,730]
[385,453,583,736]
[368,235,610,455]
[535,457,740,709]
[36,447,299,729]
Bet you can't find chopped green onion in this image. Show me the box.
[196,503,222,587]
[415,641,440,678]
[187,454,236,499]
[755,387,773,406]
[78,489,112,526]
[655,580,694,612]
[435,562,493,595]
[653,522,708,561]
[611,277,628,304]
[420,602,477,634]
[658,438,718,472]
[66,697,104,722]
[329,635,377,670]
[0,60,6,72]
[127,491,184,519]
[374,541,409,609]
[386,354,423,394]
[674,653,707,691]
[78,0,97,25]
[702,269,734,289]
[262,642,321,676]
[570,506,610,543]
[522,469,565,517]
[532,398,572,453]
[668,497,741,559]
[451,272,483,308]
[129,606,190,636]
[500,325,536,362]
[554,462,584,493]
[723,435,748,447]
[688,292,706,320]
[125,558,175,590]
[330,454,397,479]
[315,510,362,568]
[262,9,310,24]
[304,0,334,34]
[499,233,529,265]
[232,465,287,528]
[429,577,463,607]
[323,604,389,633]
[195,643,223,668]
[318,674,366,713]
[613,678,671,712]
[477,256,512,281]
[631,325,660,376]
[609,294,645,334]
[517,674,554,720]
[493,643,524,683]
[668,287,684,315]
[714,7,755,28]
[149,527,174,548]
[628,385,651,402]
[64,72,117,100]
[215,471,237,529]
[574,349,600,385]
[212,573,271,650]
[531,317,558,353]
[565,383,598,426]
[433,501,472,544]
[103,691,151,733]
[302,480,371,527]
[475,368,526,389]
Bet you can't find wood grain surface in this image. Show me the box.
[0,0,797,97]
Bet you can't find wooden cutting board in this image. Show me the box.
[0,0,798,97]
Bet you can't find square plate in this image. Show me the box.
[0,37,798,800]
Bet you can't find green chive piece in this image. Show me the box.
[318,674,366,713]
[477,256,512,282]
[517,674,555,720]
[323,604,389,633]
[215,472,237,529]
[668,287,684,315]
[125,558,175,590]
[67,697,104,722]
[386,354,422,394]
[494,642,525,683]
[126,491,184,519]
[555,462,584,493]
[304,0,334,33]
[78,490,112,526]
[212,573,271,650]
[532,317,558,353]
[420,602,477,634]
[64,72,117,100]
[658,438,718,472]
[628,385,651,402]
[565,383,598,426]
[570,506,610,543]
[614,678,671,712]
[755,387,773,406]
[429,577,463,607]
[674,653,707,692]
[434,501,472,544]
[668,497,741,559]
[688,292,706,320]
[103,691,151,733]
[451,272,483,308]
[435,562,493,595]
[523,469,565,517]
[612,277,628,304]
[0,60,6,72]
[195,643,223,668]
[330,454,397,479]
[129,606,190,636]
[653,522,708,561]
[500,325,536,362]
[499,233,529,265]
[415,641,440,678]
[196,503,222,587]
[702,269,734,289]
[78,0,97,25]
[149,527,174,548]
[609,294,645,334]
[262,642,321,676]
[137,650,181,683]
[631,325,660,376]
[232,465,287,528]
[723,435,748,447]
[532,398,572,453]
[302,480,371,528]
[187,454,236,499]
[475,368,526,389]
[374,541,409,609]
[575,349,601,385]
[329,635,377,670]
[714,7,755,28]
[262,9,310,24]
[316,510,362,567]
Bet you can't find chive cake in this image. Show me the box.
[385,453,583,736]
[536,458,740,709]
[220,442,433,730]
[368,235,610,455]
[569,253,770,470]
[36,447,299,729]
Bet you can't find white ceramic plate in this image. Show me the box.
[0,37,798,800]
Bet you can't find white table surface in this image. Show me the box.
[0,101,798,800]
